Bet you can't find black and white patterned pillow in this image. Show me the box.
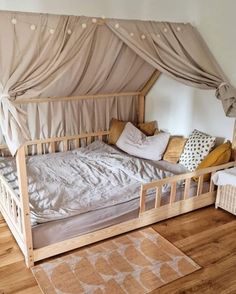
[179,129,216,171]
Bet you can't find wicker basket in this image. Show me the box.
[215,185,236,215]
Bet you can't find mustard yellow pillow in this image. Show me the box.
[194,141,232,181]
[108,118,126,145]
[163,137,187,163]
[138,121,157,136]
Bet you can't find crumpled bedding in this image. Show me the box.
[0,141,175,225]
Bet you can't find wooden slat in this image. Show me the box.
[7,192,11,213]
[87,136,92,145]
[50,142,56,153]
[14,92,141,105]
[209,172,216,192]
[155,186,162,208]
[11,200,17,224]
[139,186,146,214]
[183,178,191,200]
[170,182,177,204]
[75,139,80,149]
[197,175,204,196]
[36,143,42,155]
[138,95,145,123]
[63,140,68,152]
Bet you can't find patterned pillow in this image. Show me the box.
[179,129,216,171]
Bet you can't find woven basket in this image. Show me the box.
[215,185,236,215]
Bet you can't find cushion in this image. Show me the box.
[179,129,216,171]
[138,121,157,136]
[116,122,170,161]
[163,136,187,163]
[194,141,232,181]
[108,118,126,145]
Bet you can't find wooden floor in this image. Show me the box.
[0,206,235,294]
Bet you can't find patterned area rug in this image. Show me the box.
[32,228,200,293]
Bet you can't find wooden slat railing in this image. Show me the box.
[139,161,236,214]
[0,174,25,253]
[24,131,110,156]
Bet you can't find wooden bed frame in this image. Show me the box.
[0,71,235,267]
[0,132,235,268]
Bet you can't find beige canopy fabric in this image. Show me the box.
[0,11,154,154]
[21,95,139,143]
[107,19,236,117]
[0,11,235,155]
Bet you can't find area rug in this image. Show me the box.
[32,228,200,294]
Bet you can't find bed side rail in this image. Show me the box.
[139,161,236,214]
[24,130,110,156]
[0,173,26,254]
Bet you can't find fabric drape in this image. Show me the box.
[0,11,235,155]
[0,13,96,154]
[0,12,154,154]
[21,95,139,142]
[107,20,236,117]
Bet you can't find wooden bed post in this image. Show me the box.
[138,95,145,123]
[232,119,236,160]
[138,70,161,123]
[16,146,34,267]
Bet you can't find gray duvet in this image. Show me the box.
[0,141,174,225]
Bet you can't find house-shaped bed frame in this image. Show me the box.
[0,11,236,267]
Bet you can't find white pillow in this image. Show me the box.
[116,122,170,161]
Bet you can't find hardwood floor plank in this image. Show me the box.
[0,261,40,294]
[152,206,235,243]
[150,253,236,294]
[174,221,236,266]
[0,225,24,268]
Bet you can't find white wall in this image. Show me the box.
[0,0,235,140]
[0,0,195,21]
[146,76,233,141]
[146,0,235,140]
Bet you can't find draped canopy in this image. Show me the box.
[0,10,235,155]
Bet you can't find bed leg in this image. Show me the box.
[25,250,34,268]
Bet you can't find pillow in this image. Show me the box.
[138,121,157,136]
[116,122,170,161]
[194,141,232,181]
[179,129,216,171]
[163,136,187,163]
[108,118,126,145]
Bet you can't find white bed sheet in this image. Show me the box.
[0,141,178,225]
